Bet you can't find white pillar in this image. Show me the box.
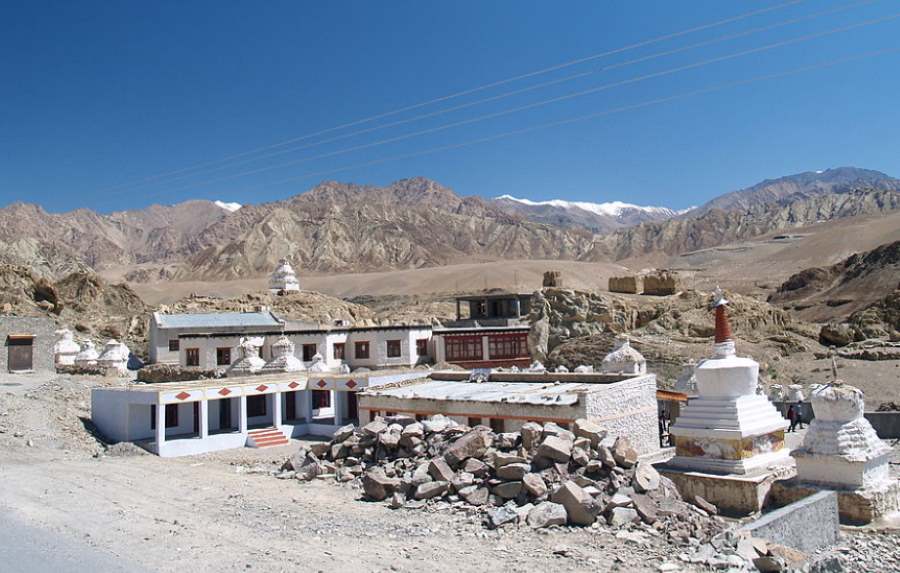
[239,395,248,433]
[273,391,282,429]
[155,401,166,450]
[334,392,344,426]
[482,336,490,362]
[303,390,314,423]
[199,400,209,439]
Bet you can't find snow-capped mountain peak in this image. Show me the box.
[214,200,242,213]
[495,194,688,218]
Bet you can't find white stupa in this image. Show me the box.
[53,329,80,366]
[307,352,329,373]
[668,289,790,474]
[269,258,300,293]
[227,337,266,377]
[787,384,805,402]
[75,341,100,367]
[768,384,785,402]
[601,335,647,375]
[98,339,130,376]
[262,335,305,373]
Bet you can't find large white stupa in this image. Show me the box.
[227,337,266,377]
[98,339,131,376]
[75,341,100,367]
[668,289,790,475]
[269,258,300,293]
[54,329,81,366]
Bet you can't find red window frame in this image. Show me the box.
[333,342,345,360]
[416,338,428,356]
[386,339,402,358]
[445,335,483,362]
[487,332,528,360]
[185,348,200,367]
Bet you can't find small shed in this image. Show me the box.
[0,315,57,373]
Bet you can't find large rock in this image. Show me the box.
[422,415,451,433]
[607,506,640,527]
[520,422,543,450]
[492,481,523,499]
[496,462,530,481]
[362,468,401,501]
[573,419,607,448]
[451,471,475,492]
[550,481,601,526]
[522,473,548,498]
[819,323,857,347]
[458,485,490,506]
[486,504,519,529]
[632,461,660,493]
[361,420,388,437]
[611,437,638,468]
[332,424,355,442]
[526,501,567,528]
[414,480,450,500]
[493,452,527,467]
[428,458,455,482]
[598,446,617,468]
[461,457,489,477]
[631,494,658,524]
[537,436,573,463]
[444,430,493,466]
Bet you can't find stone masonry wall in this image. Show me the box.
[608,276,642,294]
[584,374,660,456]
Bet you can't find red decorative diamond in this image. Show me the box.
[175,391,190,401]
[255,384,268,392]
[345,379,357,389]
[316,379,327,388]
[218,388,231,396]
[288,381,300,389]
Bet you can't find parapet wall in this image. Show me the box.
[608,276,642,294]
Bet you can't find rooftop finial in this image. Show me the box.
[712,287,733,345]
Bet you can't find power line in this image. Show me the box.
[122,0,876,189]
[154,10,900,195]
[95,0,806,194]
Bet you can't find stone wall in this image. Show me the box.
[642,271,680,296]
[542,271,563,288]
[608,276,642,294]
[584,374,659,456]
[741,491,839,553]
[0,315,56,373]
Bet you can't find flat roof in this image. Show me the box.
[178,323,432,339]
[154,312,282,329]
[432,325,529,334]
[429,370,642,385]
[360,378,606,406]
[455,293,532,301]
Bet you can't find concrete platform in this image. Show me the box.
[770,477,900,525]
[658,462,795,516]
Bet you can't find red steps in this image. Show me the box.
[247,427,289,448]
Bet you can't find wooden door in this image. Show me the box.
[285,392,296,421]
[8,337,33,372]
[219,398,232,429]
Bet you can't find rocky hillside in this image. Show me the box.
[768,240,900,321]
[695,167,900,214]
[585,188,900,262]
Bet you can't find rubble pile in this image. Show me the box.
[279,415,727,542]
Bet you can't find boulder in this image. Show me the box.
[598,446,617,468]
[522,473,548,498]
[411,462,433,486]
[332,424,355,442]
[414,480,450,500]
[693,495,718,516]
[632,461,660,493]
[573,419,607,448]
[401,422,424,439]
[362,420,388,437]
[605,493,633,509]
[541,423,575,443]
[422,415,451,433]
[611,437,638,468]
[461,457,489,477]
[571,447,590,467]
[607,506,640,527]
[362,468,401,501]
[492,481,523,499]
[631,494,658,524]
[527,501,567,528]
[458,485,490,506]
[520,422,543,450]
[444,430,493,466]
[550,481,601,526]
[428,458,455,482]
[451,471,475,492]
[536,436,573,463]
[486,504,519,529]
[496,462,530,481]
[493,452,527,467]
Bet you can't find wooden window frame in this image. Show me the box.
[487,332,529,360]
[168,339,180,352]
[185,348,200,367]
[445,335,483,362]
[216,347,231,366]
[386,339,402,358]
[312,389,331,409]
[333,342,345,360]
[355,341,370,360]
[416,338,428,357]
[302,343,317,362]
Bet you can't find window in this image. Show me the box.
[151,404,179,429]
[386,339,402,358]
[302,344,317,362]
[488,333,528,360]
[333,342,345,360]
[489,418,505,433]
[416,338,428,357]
[247,395,267,417]
[312,390,331,409]
[216,347,231,366]
[355,341,370,359]
[445,336,483,362]
[185,348,200,367]
[168,339,180,352]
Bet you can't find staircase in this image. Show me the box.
[246,427,289,448]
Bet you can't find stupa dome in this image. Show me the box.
[601,336,646,374]
[269,258,300,292]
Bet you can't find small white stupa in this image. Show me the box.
[307,352,329,373]
[601,335,647,375]
[269,258,300,293]
[768,384,785,402]
[227,337,266,377]
[98,339,130,376]
[53,329,80,367]
[262,335,305,373]
[787,384,805,402]
[75,341,100,367]
[668,289,789,474]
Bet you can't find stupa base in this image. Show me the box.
[771,477,900,525]
[659,461,795,516]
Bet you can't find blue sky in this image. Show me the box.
[2,0,899,213]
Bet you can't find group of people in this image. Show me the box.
[786,400,806,432]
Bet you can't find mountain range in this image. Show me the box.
[1,166,898,281]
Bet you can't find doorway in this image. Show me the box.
[7,336,34,372]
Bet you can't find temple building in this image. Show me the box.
[661,289,791,514]
[269,258,301,293]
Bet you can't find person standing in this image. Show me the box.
[787,404,797,433]
[795,401,806,430]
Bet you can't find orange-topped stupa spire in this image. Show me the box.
[713,287,733,344]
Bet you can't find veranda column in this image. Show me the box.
[334,391,344,426]
[239,395,248,433]
[303,390,314,423]
[155,400,166,451]
[273,391,282,428]
[199,399,209,439]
